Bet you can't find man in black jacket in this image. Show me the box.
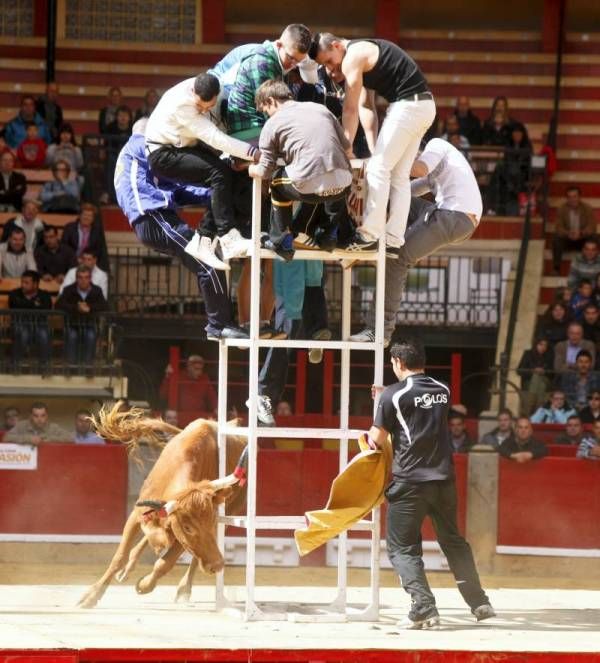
[60,203,109,272]
[34,225,77,282]
[0,152,27,212]
[55,265,107,366]
[8,269,52,368]
[499,417,547,462]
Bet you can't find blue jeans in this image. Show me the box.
[65,324,97,364]
[13,322,50,365]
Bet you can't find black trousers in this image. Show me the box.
[133,209,232,334]
[148,144,236,236]
[270,167,349,245]
[385,478,488,619]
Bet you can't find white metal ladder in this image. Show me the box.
[215,164,386,621]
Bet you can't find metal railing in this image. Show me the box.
[0,309,119,376]
[107,248,510,329]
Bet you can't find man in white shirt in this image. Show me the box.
[145,73,259,269]
[59,249,108,299]
[350,138,482,344]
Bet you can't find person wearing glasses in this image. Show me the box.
[579,390,600,423]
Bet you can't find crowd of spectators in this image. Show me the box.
[0,402,105,445]
[425,95,542,216]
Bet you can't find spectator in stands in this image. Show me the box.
[576,420,600,459]
[46,124,84,174]
[0,152,27,212]
[579,390,600,423]
[1,406,20,434]
[486,123,532,216]
[0,227,36,277]
[4,401,69,445]
[73,409,105,444]
[163,409,179,428]
[60,203,109,272]
[34,225,77,283]
[55,265,108,367]
[1,197,45,251]
[40,159,81,213]
[98,86,124,134]
[530,390,575,424]
[551,186,596,274]
[516,337,554,413]
[555,414,585,446]
[535,302,570,346]
[275,401,293,417]
[554,322,595,373]
[480,408,515,449]
[105,106,133,139]
[0,133,15,159]
[454,96,481,145]
[559,349,600,410]
[60,249,108,299]
[104,106,133,203]
[569,279,594,322]
[440,114,469,149]
[16,122,47,169]
[448,413,474,453]
[134,88,160,122]
[159,354,217,416]
[481,109,511,147]
[4,95,51,149]
[36,82,63,141]
[499,416,547,462]
[567,238,600,289]
[8,269,52,369]
[593,273,600,311]
[580,302,600,345]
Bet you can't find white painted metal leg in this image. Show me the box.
[215,342,229,609]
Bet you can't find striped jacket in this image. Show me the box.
[577,435,600,460]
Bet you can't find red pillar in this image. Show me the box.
[322,351,334,416]
[374,0,400,43]
[541,0,565,53]
[295,351,307,415]
[33,0,48,37]
[168,346,181,410]
[201,0,226,44]
[450,352,462,405]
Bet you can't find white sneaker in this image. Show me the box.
[219,228,253,260]
[348,328,390,348]
[397,614,441,630]
[184,234,229,270]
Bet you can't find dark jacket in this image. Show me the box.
[36,97,63,140]
[455,110,482,145]
[517,348,554,388]
[0,171,27,211]
[60,219,109,272]
[481,121,511,147]
[8,287,52,310]
[499,436,547,460]
[535,315,569,346]
[34,242,77,277]
[55,283,107,320]
[579,406,600,424]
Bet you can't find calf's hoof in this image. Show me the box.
[174,586,191,603]
[135,575,157,595]
[77,593,98,609]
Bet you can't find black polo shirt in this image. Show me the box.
[374,373,454,482]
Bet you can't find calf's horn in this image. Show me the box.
[210,445,249,490]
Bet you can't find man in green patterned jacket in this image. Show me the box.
[226,24,314,141]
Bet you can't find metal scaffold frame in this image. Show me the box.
[215,163,386,621]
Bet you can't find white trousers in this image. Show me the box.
[360,98,436,247]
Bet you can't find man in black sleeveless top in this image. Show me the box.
[365,338,495,629]
[314,34,436,251]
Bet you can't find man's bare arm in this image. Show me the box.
[358,88,378,154]
[367,424,389,449]
[341,51,366,147]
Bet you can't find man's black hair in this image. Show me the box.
[389,338,426,369]
[22,269,40,283]
[194,73,220,102]
[576,349,593,361]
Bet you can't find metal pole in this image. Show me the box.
[45,0,57,83]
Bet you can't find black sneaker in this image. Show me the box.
[261,234,295,262]
[472,604,496,622]
[345,232,378,252]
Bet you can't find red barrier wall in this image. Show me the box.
[0,444,128,535]
[497,457,600,549]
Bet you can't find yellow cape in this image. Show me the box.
[294,435,392,556]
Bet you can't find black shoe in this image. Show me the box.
[345,232,378,252]
[314,225,338,251]
[206,325,250,341]
[261,234,295,262]
[386,246,401,259]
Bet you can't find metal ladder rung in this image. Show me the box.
[219,515,377,531]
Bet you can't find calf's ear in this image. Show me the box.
[213,486,233,504]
